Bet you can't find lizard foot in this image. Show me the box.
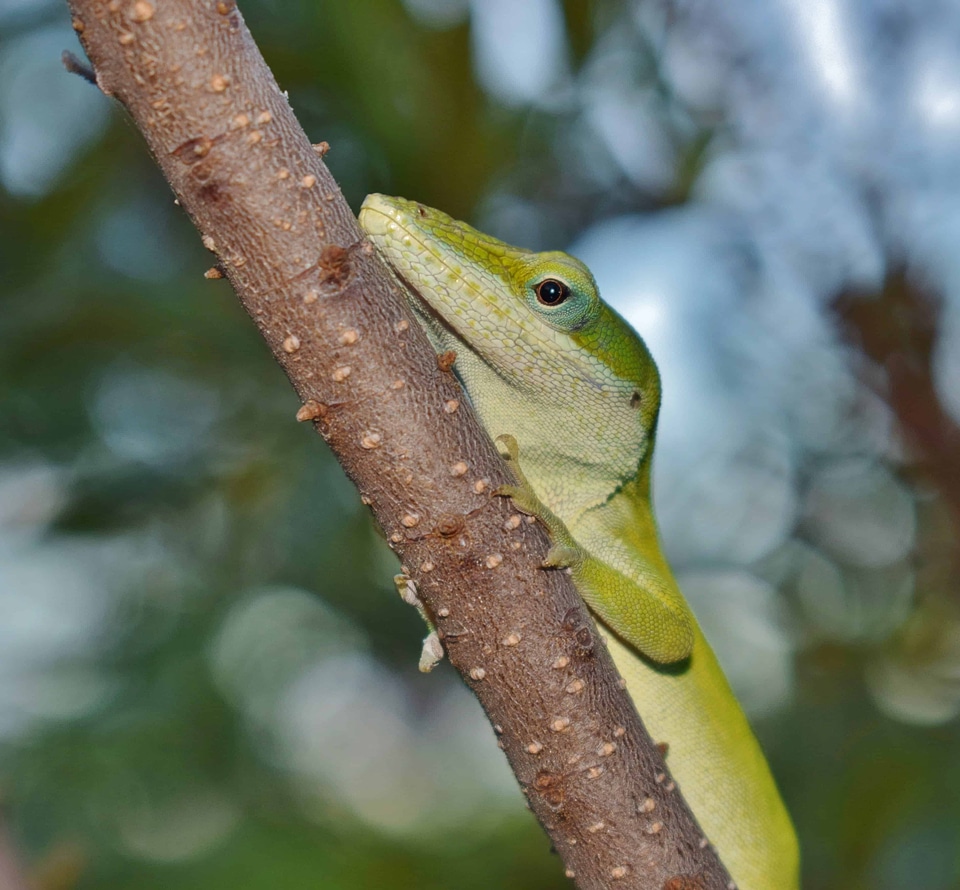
[493,434,582,569]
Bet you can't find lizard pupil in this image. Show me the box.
[536,279,569,306]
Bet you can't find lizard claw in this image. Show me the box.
[495,433,520,462]
[493,482,541,517]
[494,434,538,510]
[493,434,579,555]
[544,544,580,569]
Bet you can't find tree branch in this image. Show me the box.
[835,270,960,537]
[64,2,731,887]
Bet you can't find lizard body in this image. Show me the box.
[359,194,799,890]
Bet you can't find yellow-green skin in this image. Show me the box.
[359,194,800,890]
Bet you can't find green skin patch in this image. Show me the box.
[360,193,800,890]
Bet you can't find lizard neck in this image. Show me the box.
[456,347,648,522]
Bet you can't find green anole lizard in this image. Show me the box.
[358,194,800,890]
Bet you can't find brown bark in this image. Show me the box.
[64,2,732,887]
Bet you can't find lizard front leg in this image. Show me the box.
[494,435,694,665]
[494,434,581,569]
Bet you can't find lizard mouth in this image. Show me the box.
[394,272,522,392]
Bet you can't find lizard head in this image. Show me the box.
[359,194,662,452]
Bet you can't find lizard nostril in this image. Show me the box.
[416,204,427,218]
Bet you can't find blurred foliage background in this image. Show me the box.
[2,0,960,888]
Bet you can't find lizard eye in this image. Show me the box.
[535,278,570,306]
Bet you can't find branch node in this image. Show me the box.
[61,50,97,86]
